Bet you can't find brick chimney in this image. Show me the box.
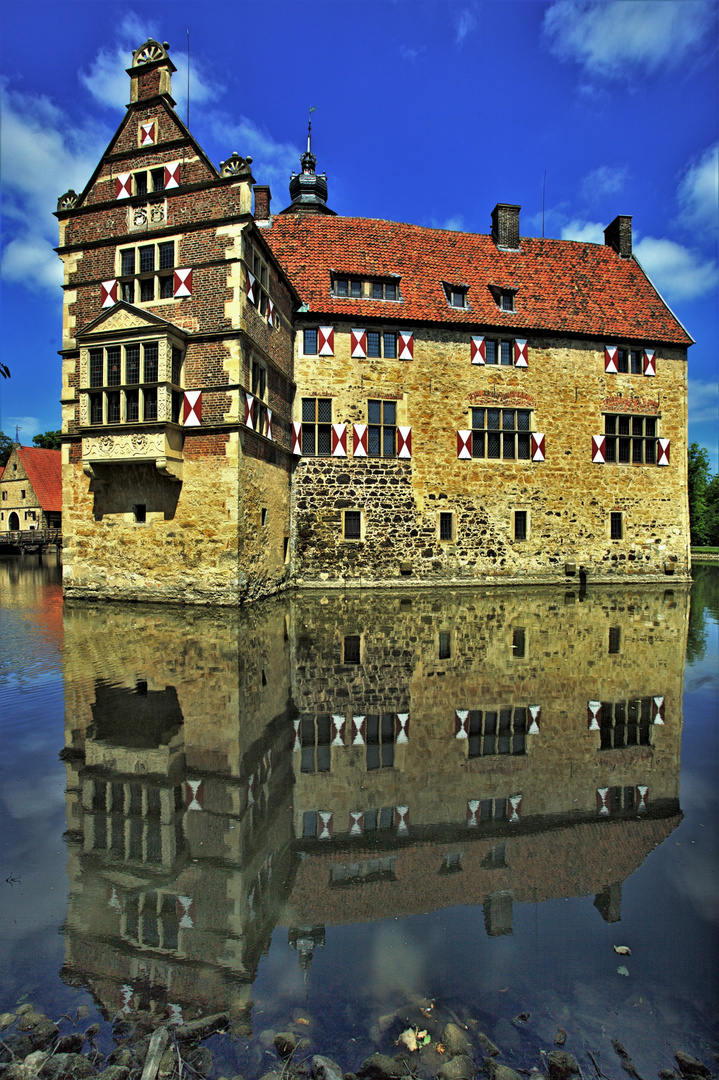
[128,40,177,105]
[254,185,272,222]
[491,204,521,250]
[604,215,632,258]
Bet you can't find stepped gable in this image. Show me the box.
[16,447,62,512]
[265,215,693,346]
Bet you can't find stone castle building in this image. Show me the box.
[56,40,693,605]
[0,445,62,533]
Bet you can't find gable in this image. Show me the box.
[77,301,187,340]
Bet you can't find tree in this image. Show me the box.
[32,430,62,450]
[0,432,14,467]
[705,472,719,546]
[687,443,711,546]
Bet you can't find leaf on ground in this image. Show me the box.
[617,965,630,977]
[296,1017,310,1025]
[436,1043,446,1054]
[397,1027,430,1052]
[613,945,631,955]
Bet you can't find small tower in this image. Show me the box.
[127,39,177,105]
[280,112,336,216]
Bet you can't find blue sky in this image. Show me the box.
[1,1,718,466]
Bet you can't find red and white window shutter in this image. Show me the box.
[349,811,364,836]
[457,430,472,459]
[331,424,347,457]
[528,706,541,734]
[317,812,333,841]
[319,326,335,356]
[140,121,156,146]
[246,271,258,305]
[395,805,410,837]
[644,349,656,376]
[398,426,412,459]
[182,390,202,427]
[514,339,528,368]
[173,269,192,298]
[455,709,469,738]
[531,433,545,461]
[657,439,670,466]
[266,408,273,441]
[652,696,665,724]
[471,336,485,365]
[398,331,414,360]
[509,794,522,824]
[101,280,118,308]
[396,713,410,743]
[587,701,602,730]
[244,393,255,428]
[351,329,367,358]
[332,715,346,746]
[604,346,618,373]
[267,297,275,326]
[116,173,132,199]
[164,162,180,189]
[353,424,368,457]
[592,435,606,463]
[292,421,302,455]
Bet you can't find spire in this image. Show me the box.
[280,108,336,216]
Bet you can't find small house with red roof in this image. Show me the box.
[0,445,62,534]
[55,39,691,604]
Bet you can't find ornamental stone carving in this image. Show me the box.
[83,429,182,464]
[128,202,166,231]
[133,40,169,66]
[57,190,78,211]
[219,152,253,178]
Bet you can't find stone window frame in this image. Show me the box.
[438,510,456,543]
[437,628,453,660]
[613,347,645,375]
[301,396,333,456]
[367,398,397,456]
[116,237,176,305]
[603,413,658,465]
[343,508,365,542]
[483,337,519,367]
[608,626,621,654]
[80,333,185,430]
[512,508,529,541]
[343,634,362,664]
[471,406,532,460]
[511,627,527,659]
[610,511,623,540]
[365,329,398,359]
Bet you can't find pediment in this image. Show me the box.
[77,302,187,340]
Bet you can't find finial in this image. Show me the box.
[307,106,316,154]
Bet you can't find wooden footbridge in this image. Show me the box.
[0,529,62,554]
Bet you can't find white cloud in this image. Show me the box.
[581,164,629,201]
[561,219,605,244]
[1,235,63,291]
[429,215,465,232]
[209,114,302,204]
[454,7,477,43]
[688,379,719,426]
[80,15,216,115]
[678,143,719,236]
[544,0,715,77]
[634,236,718,302]
[400,45,426,60]
[1,417,43,443]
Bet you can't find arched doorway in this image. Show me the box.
[8,512,20,531]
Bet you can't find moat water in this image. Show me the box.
[0,556,717,1075]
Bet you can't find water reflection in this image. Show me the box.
[59,584,686,1037]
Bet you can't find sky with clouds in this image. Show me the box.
[1,1,717,465]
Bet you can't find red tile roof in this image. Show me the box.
[265,216,693,346]
[16,447,62,512]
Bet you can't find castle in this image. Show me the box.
[56,40,692,605]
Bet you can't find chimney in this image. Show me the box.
[254,185,272,222]
[491,204,521,250]
[604,215,632,258]
[128,40,177,105]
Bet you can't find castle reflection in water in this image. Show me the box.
[60,584,686,1032]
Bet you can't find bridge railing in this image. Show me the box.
[0,528,62,547]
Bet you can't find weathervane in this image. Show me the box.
[307,106,316,154]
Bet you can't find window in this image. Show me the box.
[599,699,652,749]
[344,635,361,664]
[610,512,623,540]
[83,340,184,427]
[499,290,516,312]
[344,510,362,540]
[604,415,657,464]
[482,338,517,366]
[444,284,468,308]
[300,716,331,773]
[608,627,621,654]
[118,240,175,304]
[333,276,400,301]
[330,857,397,885]
[439,852,464,874]
[472,408,531,460]
[20,489,26,500]
[134,504,147,523]
[250,358,270,437]
[301,397,332,455]
[465,709,528,757]
[439,512,454,541]
[512,628,526,658]
[362,806,394,831]
[513,510,528,541]
[248,249,271,318]
[368,399,396,456]
[303,328,318,355]
[438,631,452,659]
[615,348,644,374]
[366,331,397,358]
[366,713,395,770]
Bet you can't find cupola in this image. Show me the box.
[280,113,336,216]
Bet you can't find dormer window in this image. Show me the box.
[332,276,400,301]
[444,284,468,309]
[490,286,517,312]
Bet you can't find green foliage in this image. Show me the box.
[0,432,14,467]
[687,443,711,546]
[32,430,62,450]
[687,563,719,664]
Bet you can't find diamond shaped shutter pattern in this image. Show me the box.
[396,713,410,743]
[173,269,192,298]
[592,435,606,463]
[604,346,618,373]
[246,271,257,305]
[467,800,480,827]
[398,427,412,459]
[352,716,366,745]
[528,706,541,734]
[531,433,545,461]
[331,715,346,746]
[164,162,180,189]
[185,780,204,810]
[514,339,528,367]
[349,811,364,836]
[292,422,302,455]
[140,121,156,146]
[266,408,273,441]
[244,394,255,428]
[509,795,522,824]
[267,297,275,326]
[457,430,472,459]
[331,424,347,457]
[317,812,333,840]
[587,701,602,730]
[351,329,367,358]
[644,349,656,376]
[183,390,202,427]
[176,897,195,928]
[471,336,485,365]
[455,709,469,739]
[101,280,118,308]
[652,696,665,724]
[353,424,368,457]
[319,327,335,356]
[637,785,649,813]
[398,331,414,360]
[395,806,409,837]
[293,719,301,751]
[597,788,610,815]
[657,439,670,466]
[116,173,132,199]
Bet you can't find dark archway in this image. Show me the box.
[8,512,20,531]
